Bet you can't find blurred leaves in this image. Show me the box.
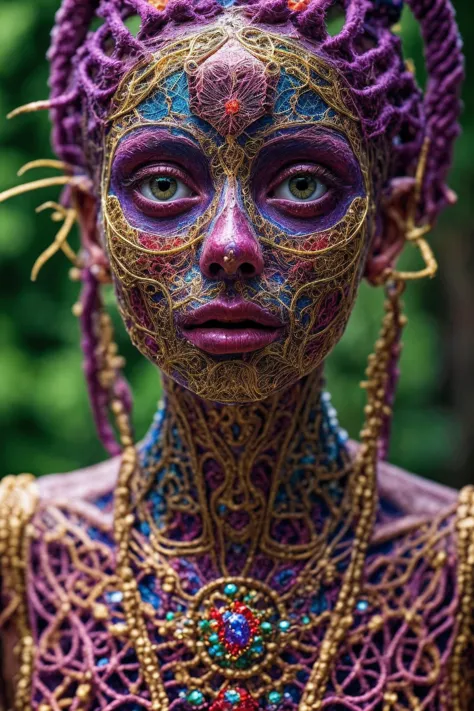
[0,0,471,485]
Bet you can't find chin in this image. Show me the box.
[154,349,319,404]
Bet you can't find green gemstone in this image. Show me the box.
[268,691,282,705]
[253,635,262,644]
[261,621,272,634]
[187,690,204,706]
[236,655,250,669]
[166,612,175,621]
[224,583,239,597]
[278,620,291,633]
[209,632,219,644]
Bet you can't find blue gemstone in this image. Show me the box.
[105,591,123,604]
[224,613,251,648]
[224,583,239,597]
[356,599,370,612]
[224,690,241,705]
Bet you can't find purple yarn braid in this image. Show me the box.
[46,0,463,221]
[80,267,132,455]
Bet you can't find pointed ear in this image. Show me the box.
[364,177,416,285]
[75,188,111,281]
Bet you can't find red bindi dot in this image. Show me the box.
[225,99,240,116]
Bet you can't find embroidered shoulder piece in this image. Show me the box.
[0,474,38,711]
[452,486,474,709]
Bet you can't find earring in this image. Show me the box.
[368,135,438,462]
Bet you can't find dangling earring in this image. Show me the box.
[371,136,438,462]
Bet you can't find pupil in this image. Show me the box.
[295,178,309,191]
[155,178,171,193]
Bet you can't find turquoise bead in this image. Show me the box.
[209,644,224,658]
[187,690,204,706]
[209,632,219,644]
[278,620,291,633]
[224,690,241,705]
[224,583,239,597]
[268,691,282,705]
[166,611,175,621]
[261,621,272,634]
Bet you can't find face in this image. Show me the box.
[102,26,373,403]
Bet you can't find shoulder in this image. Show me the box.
[37,456,121,523]
[377,456,458,517]
[0,457,120,554]
[347,440,458,534]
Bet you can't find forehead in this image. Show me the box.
[109,26,361,145]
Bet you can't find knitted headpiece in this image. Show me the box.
[47,0,463,223]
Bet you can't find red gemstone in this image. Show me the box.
[225,98,241,115]
[210,688,258,711]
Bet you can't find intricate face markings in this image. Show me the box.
[102,27,372,403]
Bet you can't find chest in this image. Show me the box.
[13,509,464,711]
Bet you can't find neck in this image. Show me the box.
[137,370,352,576]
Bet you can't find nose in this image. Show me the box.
[200,187,264,280]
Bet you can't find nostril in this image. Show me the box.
[240,262,256,277]
[209,263,221,277]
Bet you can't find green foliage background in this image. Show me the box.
[0,0,472,488]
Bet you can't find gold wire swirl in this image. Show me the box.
[385,137,438,283]
[0,160,89,280]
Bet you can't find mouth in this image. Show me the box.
[179,299,284,355]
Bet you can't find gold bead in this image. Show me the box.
[77,683,91,701]
[72,302,83,317]
[93,604,109,621]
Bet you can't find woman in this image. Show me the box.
[0,0,472,708]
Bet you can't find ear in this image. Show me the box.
[75,188,111,282]
[364,177,415,285]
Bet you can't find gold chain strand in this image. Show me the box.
[113,394,170,711]
[299,284,403,708]
[0,475,38,711]
[451,486,474,710]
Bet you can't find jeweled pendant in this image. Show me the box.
[212,601,260,658]
[210,687,258,711]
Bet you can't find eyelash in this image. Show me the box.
[127,164,201,217]
[266,163,340,217]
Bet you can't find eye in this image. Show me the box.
[273,173,328,202]
[139,174,193,202]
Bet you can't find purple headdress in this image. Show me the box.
[43,0,463,453]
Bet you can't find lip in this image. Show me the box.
[179,299,284,355]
